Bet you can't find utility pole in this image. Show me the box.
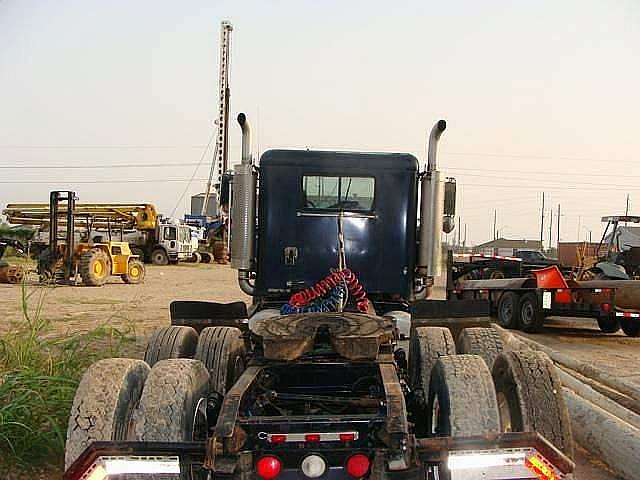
[557,204,561,252]
[625,194,630,226]
[464,223,467,250]
[540,192,545,246]
[493,210,497,241]
[457,217,461,250]
[548,208,553,252]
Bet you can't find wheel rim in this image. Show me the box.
[93,259,105,276]
[130,265,140,278]
[500,298,513,321]
[497,392,512,432]
[522,302,534,325]
[192,397,208,441]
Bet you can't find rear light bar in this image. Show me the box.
[616,311,640,318]
[263,431,359,443]
[78,456,180,480]
[447,447,563,480]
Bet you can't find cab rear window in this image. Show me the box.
[302,176,374,211]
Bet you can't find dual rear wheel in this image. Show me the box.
[65,324,246,470]
[409,326,574,459]
[496,291,545,333]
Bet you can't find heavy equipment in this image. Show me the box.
[3,200,194,265]
[31,191,145,286]
[578,215,640,280]
[64,114,574,480]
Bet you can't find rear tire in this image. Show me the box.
[597,315,621,333]
[191,252,202,263]
[79,248,110,286]
[151,248,169,265]
[195,326,246,395]
[132,359,209,442]
[456,327,504,369]
[144,326,199,367]
[65,358,150,469]
[427,355,500,436]
[518,292,544,333]
[620,318,640,337]
[409,327,456,405]
[497,291,519,329]
[200,251,213,263]
[492,350,574,459]
[122,259,145,284]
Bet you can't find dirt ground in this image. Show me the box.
[0,264,627,479]
[0,262,251,353]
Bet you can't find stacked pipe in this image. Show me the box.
[497,326,640,480]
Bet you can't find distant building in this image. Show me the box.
[473,238,543,257]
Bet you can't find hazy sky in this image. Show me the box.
[1,0,639,246]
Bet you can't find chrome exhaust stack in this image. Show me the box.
[231,113,257,295]
[416,120,447,296]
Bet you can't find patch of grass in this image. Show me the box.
[0,284,135,469]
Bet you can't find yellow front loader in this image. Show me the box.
[75,241,145,286]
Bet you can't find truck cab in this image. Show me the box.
[157,219,194,263]
[254,150,419,312]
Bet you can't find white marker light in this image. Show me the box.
[301,454,327,478]
[448,451,527,470]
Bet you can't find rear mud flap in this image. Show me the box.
[170,300,248,332]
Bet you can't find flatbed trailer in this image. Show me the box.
[452,253,523,280]
[447,254,640,336]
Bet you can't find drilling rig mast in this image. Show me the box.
[201,20,233,216]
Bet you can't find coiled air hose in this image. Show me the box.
[281,268,369,314]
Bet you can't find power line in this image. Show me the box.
[0,145,207,149]
[454,174,640,189]
[442,151,634,164]
[462,183,639,192]
[445,166,637,179]
[0,178,209,184]
[0,162,207,169]
[170,129,217,217]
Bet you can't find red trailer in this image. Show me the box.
[448,262,639,336]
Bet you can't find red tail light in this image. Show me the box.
[345,453,370,478]
[305,433,321,442]
[256,455,282,479]
[339,432,356,442]
[601,303,612,312]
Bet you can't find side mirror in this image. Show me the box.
[444,178,456,216]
